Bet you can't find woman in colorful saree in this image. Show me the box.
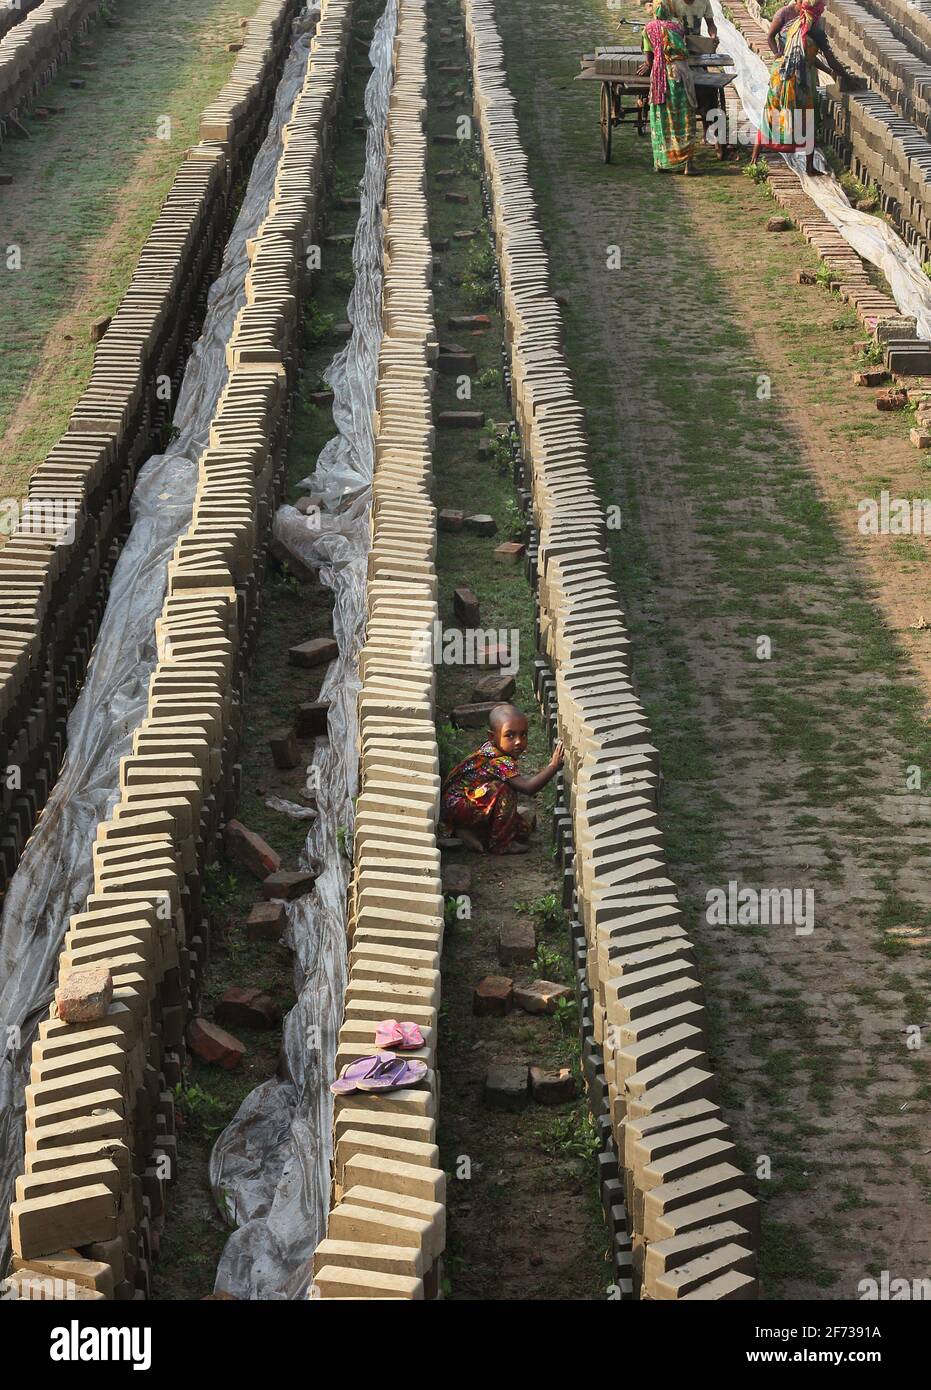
[750,1,849,175]
[637,1,700,175]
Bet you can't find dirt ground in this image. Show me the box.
[0,0,261,503]
[495,0,931,1298]
[427,2,609,1300]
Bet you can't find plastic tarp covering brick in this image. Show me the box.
[0,9,321,1279]
[712,0,931,338]
[207,0,398,1301]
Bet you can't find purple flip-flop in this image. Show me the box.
[330,1051,427,1096]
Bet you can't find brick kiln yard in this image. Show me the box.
[0,0,929,1308]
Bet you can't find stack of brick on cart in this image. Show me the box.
[5,0,355,1301]
[308,0,446,1302]
[0,1,303,910]
[462,0,759,1300]
[0,0,111,137]
[728,1,931,373]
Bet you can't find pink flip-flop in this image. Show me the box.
[374,1019,425,1051]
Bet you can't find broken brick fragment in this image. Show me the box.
[224,820,281,879]
[187,1018,245,1070]
[474,976,514,1017]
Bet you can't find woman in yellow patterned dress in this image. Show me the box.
[638,1,700,175]
[750,1,849,175]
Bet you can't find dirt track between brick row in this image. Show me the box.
[497,0,931,1297]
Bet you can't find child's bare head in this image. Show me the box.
[489,703,528,757]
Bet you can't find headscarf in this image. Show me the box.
[781,0,825,86]
[645,0,686,105]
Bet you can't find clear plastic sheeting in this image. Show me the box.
[265,796,319,820]
[712,1,931,337]
[208,0,397,1301]
[0,10,321,1278]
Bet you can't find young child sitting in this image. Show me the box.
[440,703,565,855]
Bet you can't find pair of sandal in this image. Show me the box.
[374,1019,423,1050]
[330,1019,427,1096]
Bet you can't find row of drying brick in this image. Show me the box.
[849,0,931,69]
[725,77,903,327]
[309,0,447,1302]
[0,0,303,910]
[737,0,931,261]
[761,152,918,346]
[4,0,356,1302]
[0,0,108,133]
[462,0,759,1300]
[727,4,931,368]
[829,0,931,135]
[0,0,42,49]
[822,83,931,260]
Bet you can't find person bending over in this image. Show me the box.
[672,0,718,47]
[750,0,850,175]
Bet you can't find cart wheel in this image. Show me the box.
[600,81,613,163]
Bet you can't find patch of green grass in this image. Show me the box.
[173,1082,227,1144]
[760,1219,839,1295]
[539,1108,601,1164]
[0,0,264,496]
[516,890,564,932]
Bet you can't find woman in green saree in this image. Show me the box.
[638,0,699,175]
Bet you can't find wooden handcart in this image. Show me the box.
[577,45,737,164]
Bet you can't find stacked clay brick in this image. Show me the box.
[736,0,931,263]
[309,0,446,1302]
[200,0,297,153]
[759,157,926,354]
[851,0,931,67]
[462,0,759,1300]
[5,0,354,1301]
[0,1,43,48]
[730,2,931,366]
[829,0,931,133]
[826,92,931,264]
[819,0,931,267]
[0,0,107,131]
[0,0,303,909]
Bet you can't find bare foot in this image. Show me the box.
[457,828,487,854]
